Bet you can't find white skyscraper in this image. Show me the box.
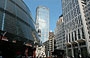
[62,0,90,57]
[36,6,49,43]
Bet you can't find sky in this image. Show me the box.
[23,0,62,32]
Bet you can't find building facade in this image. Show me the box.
[0,0,40,44]
[54,15,65,51]
[48,32,55,57]
[62,0,90,58]
[0,0,40,57]
[84,0,90,56]
[36,6,49,43]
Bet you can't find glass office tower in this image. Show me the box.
[36,6,49,43]
[0,0,39,45]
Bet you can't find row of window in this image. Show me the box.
[63,5,80,23]
[56,43,64,49]
[0,0,34,28]
[84,1,90,39]
[65,15,83,33]
[56,37,65,41]
[0,0,36,41]
[62,0,78,9]
[66,27,85,42]
[55,34,65,40]
[62,0,79,15]
[55,30,65,36]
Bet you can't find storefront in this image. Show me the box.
[0,40,35,58]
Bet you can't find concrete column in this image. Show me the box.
[75,41,82,58]
[66,45,68,57]
[80,28,83,39]
[71,44,74,58]
[78,43,82,58]
[2,0,7,30]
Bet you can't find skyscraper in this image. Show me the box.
[55,15,65,50]
[62,0,90,57]
[84,0,90,57]
[36,6,49,43]
[0,0,40,57]
[0,0,39,45]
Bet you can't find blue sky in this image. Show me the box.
[23,0,62,32]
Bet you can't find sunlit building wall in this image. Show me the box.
[55,15,65,50]
[36,6,49,43]
[48,32,55,57]
[84,0,90,56]
[62,0,90,57]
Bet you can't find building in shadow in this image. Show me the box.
[0,0,40,57]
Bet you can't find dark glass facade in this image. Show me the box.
[0,0,39,45]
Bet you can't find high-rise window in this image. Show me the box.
[36,6,49,43]
[66,34,68,42]
[69,33,71,42]
[74,31,77,40]
[0,0,39,44]
[78,29,81,39]
[72,32,74,41]
[81,27,85,39]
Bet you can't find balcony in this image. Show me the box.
[76,39,85,43]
